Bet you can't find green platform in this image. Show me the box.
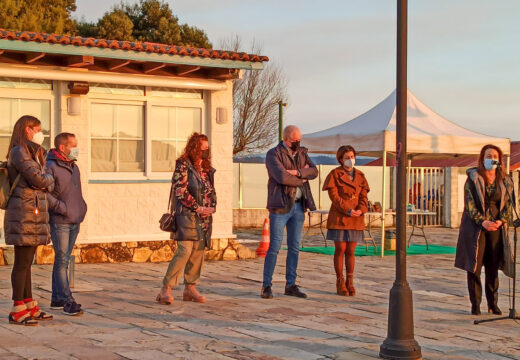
[298,244,456,257]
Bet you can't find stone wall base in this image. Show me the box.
[0,238,257,265]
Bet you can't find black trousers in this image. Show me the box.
[467,230,502,308]
[11,246,37,301]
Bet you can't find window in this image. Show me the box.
[0,98,51,158]
[150,106,202,172]
[150,87,202,99]
[90,103,144,172]
[0,77,52,90]
[90,84,144,96]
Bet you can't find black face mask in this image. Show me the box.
[289,140,300,152]
[201,149,210,159]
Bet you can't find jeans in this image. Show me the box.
[51,223,80,303]
[263,202,305,288]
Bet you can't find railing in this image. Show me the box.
[407,167,445,226]
[234,163,446,227]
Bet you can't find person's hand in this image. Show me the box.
[197,207,214,217]
[286,169,298,176]
[350,209,362,217]
[482,220,499,231]
[304,164,309,169]
[494,220,503,228]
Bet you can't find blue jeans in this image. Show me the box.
[263,202,305,288]
[51,223,80,303]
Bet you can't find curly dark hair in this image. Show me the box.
[180,133,211,171]
[336,145,356,165]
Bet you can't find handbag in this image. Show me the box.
[159,185,177,232]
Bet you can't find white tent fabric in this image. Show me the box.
[302,89,510,157]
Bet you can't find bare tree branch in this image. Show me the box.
[220,36,288,155]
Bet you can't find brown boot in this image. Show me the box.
[336,276,348,296]
[183,284,206,303]
[156,285,173,305]
[346,274,356,296]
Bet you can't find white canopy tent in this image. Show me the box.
[302,89,511,256]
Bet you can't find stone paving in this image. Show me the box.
[0,228,519,360]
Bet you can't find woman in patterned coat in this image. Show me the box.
[156,133,216,305]
[455,144,515,316]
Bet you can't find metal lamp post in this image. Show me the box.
[379,0,422,359]
[278,101,288,142]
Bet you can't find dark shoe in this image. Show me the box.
[488,305,502,315]
[63,301,83,316]
[284,284,307,299]
[261,286,273,299]
[471,305,481,315]
[50,300,65,310]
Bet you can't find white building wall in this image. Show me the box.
[0,71,235,245]
[207,81,234,239]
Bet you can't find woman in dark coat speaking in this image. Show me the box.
[455,144,515,316]
[5,115,55,325]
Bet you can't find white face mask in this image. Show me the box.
[344,158,355,169]
[31,130,45,146]
[67,147,79,161]
[484,158,497,171]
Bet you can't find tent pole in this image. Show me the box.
[506,155,510,174]
[381,150,387,258]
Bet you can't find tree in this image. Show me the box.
[78,0,212,48]
[0,0,77,34]
[222,36,288,155]
[97,10,134,41]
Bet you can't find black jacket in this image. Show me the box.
[46,149,87,224]
[4,143,54,246]
[265,142,318,214]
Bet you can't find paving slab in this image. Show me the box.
[0,228,518,359]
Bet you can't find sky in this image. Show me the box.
[75,0,520,140]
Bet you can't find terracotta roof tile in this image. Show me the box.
[0,29,269,63]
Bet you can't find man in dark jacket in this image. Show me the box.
[46,133,87,316]
[261,125,318,299]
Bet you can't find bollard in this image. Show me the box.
[69,255,75,289]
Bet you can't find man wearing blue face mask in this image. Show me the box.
[46,133,87,316]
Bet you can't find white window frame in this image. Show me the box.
[88,87,205,181]
[0,85,56,156]
[146,98,205,179]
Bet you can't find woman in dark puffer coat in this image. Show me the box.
[5,115,54,326]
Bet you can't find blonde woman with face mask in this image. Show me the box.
[322,145,370,296]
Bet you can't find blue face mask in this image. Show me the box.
[484,158,497,171]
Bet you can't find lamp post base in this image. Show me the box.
[379,281,422,360]
[380,338,422,359]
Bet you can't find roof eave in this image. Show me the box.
[0,39,264,71]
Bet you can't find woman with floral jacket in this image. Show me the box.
[156,133,216,305]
